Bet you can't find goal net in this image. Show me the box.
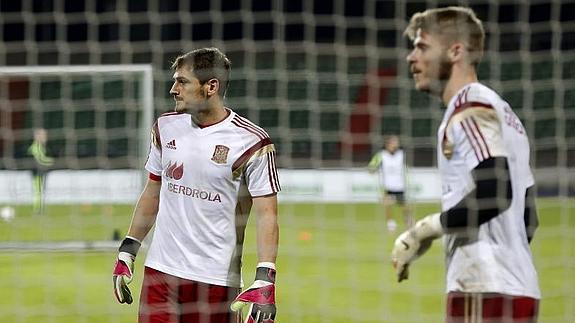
[0,65,154,321]
[0,1,574,322]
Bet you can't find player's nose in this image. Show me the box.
[406,50,416,64]
[169,84,179,96]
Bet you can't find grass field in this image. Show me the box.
[0,199,573,322]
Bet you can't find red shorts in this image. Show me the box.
[446,292,539,323]
[138,266,242,323]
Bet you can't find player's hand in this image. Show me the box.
[112,236,141,304]
[392,230,433,282]
[113,251,135,304]
[231,265,276,323]
[391,213,443,282]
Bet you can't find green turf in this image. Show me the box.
[0,199,573,322]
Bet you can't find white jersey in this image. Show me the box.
[437,83,540,298]
[372,150,406,192]
[144,109,280,288]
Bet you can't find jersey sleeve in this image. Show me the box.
[144,120,163,177]
[242,139,281,197]
[447,106,508,170]
[368,152,382,171]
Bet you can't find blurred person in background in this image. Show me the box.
[27,128,53,215]
[368,135,413,232]
[112,47,280,323]
[391,7,540,322]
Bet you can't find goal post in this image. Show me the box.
[0,64,155,207]
[0,64,154,168]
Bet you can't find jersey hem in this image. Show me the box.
[250,189,279,197]
[144,261,243,288]
[446,286,540,300]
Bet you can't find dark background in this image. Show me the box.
[1,0,574,179]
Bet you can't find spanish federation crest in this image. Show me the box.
[211,145,230,164]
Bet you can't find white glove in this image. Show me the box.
[391,213,443,282]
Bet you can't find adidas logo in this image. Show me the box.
[166,139,176,149]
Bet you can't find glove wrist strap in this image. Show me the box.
[119,236,141,257]
[257,262,276,270]
[255,265,276,283]
[414,213,444,240]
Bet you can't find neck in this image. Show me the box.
[191,103,228,127]
[441,64,478,105]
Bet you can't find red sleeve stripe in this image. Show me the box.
[236,115,269,138]
[461,117,491,162]
[149,172,162,181]
[152,121,162,153]
[274,152,281,191]
[231,116,268,139]
[461,119,482,162]
[231,119,264,140]
[232,137,273,172]
[453,101,494,115]
[469,116,491,159]
[272,151,281,191]
[267,150,281,192]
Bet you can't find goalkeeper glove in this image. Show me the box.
[391,213,443,282]
[231,263,276,323]
[113,236,141,304]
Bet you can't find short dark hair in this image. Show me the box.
[404,7,485,66]
[171,47,232,96]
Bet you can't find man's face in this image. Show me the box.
[169,66,207,113]
[406,29,452,95]
[385,136,399,152]
[34,129,47,143]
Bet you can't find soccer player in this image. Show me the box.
[368,135,413,231]
[112,48,280,323]
[391,7,540,322]
[27,128,54,215]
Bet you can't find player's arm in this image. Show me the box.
[368,152,381,173]
[253,194,279,263]
[392,156,519,282]
[232,194,278,323]
[113,177,161,304]
[126,177,161,240]
[28,142,54,166]
[230,135,280,322]
[439,156,512,231]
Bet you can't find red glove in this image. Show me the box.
[112,236,141,304]
[231,264,276,323]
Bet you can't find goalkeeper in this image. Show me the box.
[113,48,280,322]
[392,7,540,322]
[27,128,54,215]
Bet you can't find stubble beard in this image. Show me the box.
[433,56,453,96]
[174,102,187,113]
[174,97,209,114]
[421,55,453,97]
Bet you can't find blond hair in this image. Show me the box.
[404,7,485,66]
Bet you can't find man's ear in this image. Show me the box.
[205,78,220,97]
[448,43,465,62]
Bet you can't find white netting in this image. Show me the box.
[0,0,573,322]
